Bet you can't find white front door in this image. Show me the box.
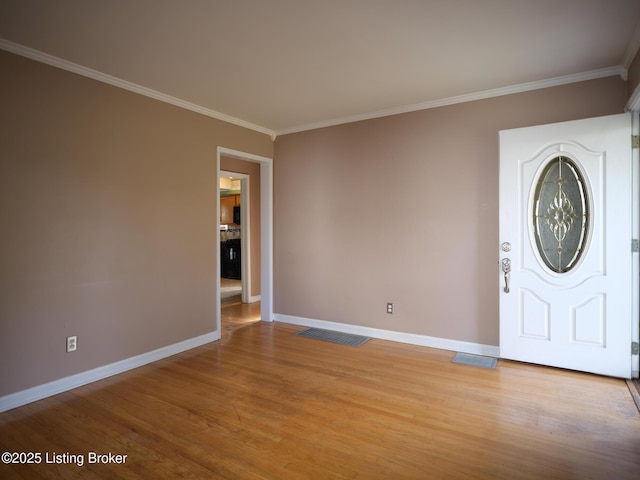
[499,113,633,378]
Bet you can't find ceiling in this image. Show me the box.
[1,0,640,137]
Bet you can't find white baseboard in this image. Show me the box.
[0,331,220,413]
[274,314,500,357]
[249,294,261,303]
[1,317,501,413]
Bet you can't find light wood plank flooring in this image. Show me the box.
[1,305,639,479]
[221,278,242,306]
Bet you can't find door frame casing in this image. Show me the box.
[626,86,640,377]
[216,147,273,332]
[631,111,640,378]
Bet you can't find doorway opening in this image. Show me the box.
[216,147,273,337]
[220,171,248,306]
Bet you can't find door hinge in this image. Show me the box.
[633,342,639,355]
[633,239,640,253]
[633,135,640,149]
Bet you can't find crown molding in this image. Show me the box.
[0,38,275,139]
[275,66,627,136]
[1,38,628,140]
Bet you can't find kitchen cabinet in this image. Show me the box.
[220,194,240,224]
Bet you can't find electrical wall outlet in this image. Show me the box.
[386,302,394,314]
[66,335,77,352]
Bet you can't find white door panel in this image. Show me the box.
[499,113,633,378]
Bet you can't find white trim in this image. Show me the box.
[216,156,222,327]
[275,66,626,136]
[2,38,629,139]
[240,176,250,303]
[632,111,640,379]
[627,83,640,113]
[0,39,275,138]
[274,314,500,357]
[0,331,219,413]
[217,147,274,325]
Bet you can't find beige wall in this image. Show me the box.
[273,76,627,347]
[0,50,272,396]
[220,156,261,298]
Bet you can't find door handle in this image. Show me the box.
[501,258,511,293]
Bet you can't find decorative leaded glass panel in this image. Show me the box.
[532,156,590,273]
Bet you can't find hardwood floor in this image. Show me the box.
[221,278,243,306]
[1,305,639,479]
[220,300,261,337]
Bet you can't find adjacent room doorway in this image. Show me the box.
[216,147,273,335]
[220,171,248,305]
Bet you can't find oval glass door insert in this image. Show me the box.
[532,156,590,273]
